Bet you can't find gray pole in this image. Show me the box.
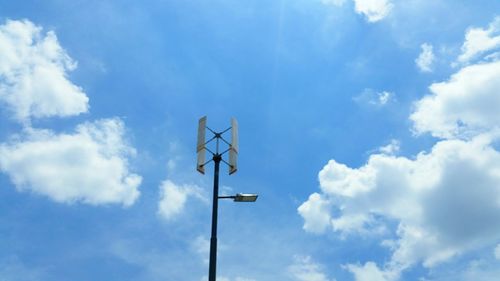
[208,154,221,281]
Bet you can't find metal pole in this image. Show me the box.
[208,154,221,281]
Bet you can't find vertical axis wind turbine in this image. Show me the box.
[196,116,257,281]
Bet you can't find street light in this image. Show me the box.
[196,116,258,281]
[219,193,258,202]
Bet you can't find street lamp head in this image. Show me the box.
[234,193,258,202]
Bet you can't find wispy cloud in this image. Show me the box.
[191,235,210,264]
[494,244,500,260]
[345,262,396,281]
[378,139,400,155]
[353,89,395,107]
[288,255,335,281]
[321,0,347,6]
[415,43,435,72]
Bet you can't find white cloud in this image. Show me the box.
[412,18,500,140]
[379,139,400,155]
[423,259,500,281]
[191,235,210,264]
[459,259,500,281]
[0,118,141,206]
[321,0,346,6]
[378,91,393,105]
[301,14,500,281]
[320,0,392,22]
[458,17,500,64]
[297,193,331,234]
[301,135,500,275]
[353,0,393,22]
[0,19,88,123]
[354,89,394,107]
[206,276,256,281]
[416,43,435,72]
[157,180,206,220]
[494,244,500,260]
[318,159,375,197]
[0,20,143,208]
[234,278,257,281]
[288,255,334,281]
[345,262,396,281]
[411,60,500,139]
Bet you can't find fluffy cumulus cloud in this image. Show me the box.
[312,130,500,276]
[411,60,500,139]
[157,180,206,220]
[0,19,88,123]
[0,19,143,207]
[300,16,500,280]
[288,255,334,281]
[0,119,141,206]
[353,0,393,22]
[458,17,500,64]
[300,135,500,278]
[297,193,332,234]
[412,19,500,139]
[415,43,435,72]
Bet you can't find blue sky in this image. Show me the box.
[1,1,500,280]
